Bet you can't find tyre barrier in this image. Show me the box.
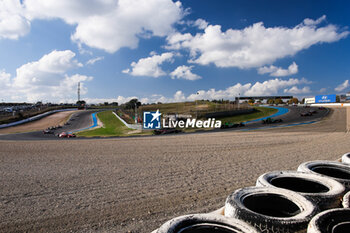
[256,171,345,210]
[342,191,350,208]
[341,153,350,165]
[298,161,350,191]
[156,213,259,233]
[307,208,350,233]
[225,186,317,233]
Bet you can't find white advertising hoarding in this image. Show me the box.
[305,97,315,104]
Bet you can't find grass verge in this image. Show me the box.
[77,111,132,137]
[218,107,278,124]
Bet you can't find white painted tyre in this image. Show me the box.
[342,191,350,208]
[156,213,258,233]
[341,152,350,165]
[298,160,350,191]
[225,186,317,233]
[307,208,350,233]
[256,171,345,210]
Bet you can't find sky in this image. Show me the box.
[0,0,350,104]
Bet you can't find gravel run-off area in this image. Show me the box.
[0,110,77,134]
[0,108,349,232]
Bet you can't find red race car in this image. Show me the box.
[58,132,76,138]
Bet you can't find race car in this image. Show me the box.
[58,132,76,138]
[261,118,283,124]
[309,109,317,114]
[42,129,54,134]
[300,112,313,116]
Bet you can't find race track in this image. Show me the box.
[0,110,97,140]
[0,106,329,140]
[0,107,348,232]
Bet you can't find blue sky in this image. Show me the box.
[0,0,350,103]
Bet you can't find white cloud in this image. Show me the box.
[22,0,184,53]
[166,16,349,68]
[122,77,311,104]
[319,88,327,93]
[0,69,11,87]
[123,52,174,77]
[284,86,311,94]
[86,56,104,65]
[303,15,326,26]
[170,65,201,80]
[193,18,208,29]
[0,0,30,39]
[0,50,92,102]
[258,62,298,77]
[335,80,349,92]
[13,50,83,88]
[80,77,311,105]
[53,74,93,98]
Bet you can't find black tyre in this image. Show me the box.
[156,213,259,233]
[341,153,350,165]
[225,186,317,233]
[298,161,350,191]
[256,171,345,210]
[307,208,350,233]
[342,191,350,208]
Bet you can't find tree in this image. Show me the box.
[274,98,284,104]
[336,95,340,103]
[248,99,255,104]
[125,98,141,109]
[111,102,118,106]
[288,98,299,104]
[76,100,86,105]
[267,98,275,104]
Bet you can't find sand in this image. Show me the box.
[0,108,349,232]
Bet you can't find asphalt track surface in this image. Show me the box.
[0,110,97,140]
[0,106,329,140]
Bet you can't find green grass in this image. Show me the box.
[77,111,132,137]
[218,107,278,124]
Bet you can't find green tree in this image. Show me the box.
[267,98,274,104]
[248,99,255,104]
[288,98,299,104]
[274,98,284,104]
[336,95,340,103]
[125,98,141,109]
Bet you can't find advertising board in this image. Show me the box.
[315,94,336,103]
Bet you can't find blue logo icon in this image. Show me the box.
[143,110,161,129]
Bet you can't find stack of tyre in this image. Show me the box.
[153,153,350,233]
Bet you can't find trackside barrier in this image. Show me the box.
[112,111,142,130]
[152,153,350,233]
[0,109,77,129]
